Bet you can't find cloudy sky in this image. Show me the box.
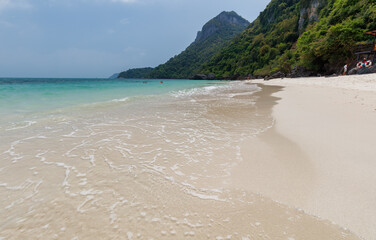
[0,0,270,78]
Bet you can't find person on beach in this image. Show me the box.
[343,64,348,75]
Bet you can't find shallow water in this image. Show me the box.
[0,79,359,239]
[0,78,217,127]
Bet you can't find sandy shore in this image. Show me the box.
[1,77,372,239]
[232,74,376,239]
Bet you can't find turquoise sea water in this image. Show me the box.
[0,78,217,124]
[0,78,360,239]
[0,77,303,239]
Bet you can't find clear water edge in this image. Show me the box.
[0,78,360,239]
[0,78,223,128]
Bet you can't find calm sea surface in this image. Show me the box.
[0,78,217,126]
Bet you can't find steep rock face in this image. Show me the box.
[195,11,250,43]
[298,0,323,32]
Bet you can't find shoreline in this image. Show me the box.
[232,74,376,239]
[0,79,363,239]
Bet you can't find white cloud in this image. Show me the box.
[0,0,11,10]
[120,18,130,25]
[107,28,115,34]
[0,0,32,12]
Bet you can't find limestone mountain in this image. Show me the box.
[149,11,249,79]
[118,11,249,79]
[194,11,250,43]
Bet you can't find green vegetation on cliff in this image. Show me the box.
[297,0,376,73]
[148,11,249,79]
[202,0,376,77]
[117,0,376,79]
[201,0,301,77]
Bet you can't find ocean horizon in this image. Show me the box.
[0,78,222,127]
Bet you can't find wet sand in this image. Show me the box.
[0,80,365,239]
[235,75,376,239]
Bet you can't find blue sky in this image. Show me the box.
[0,0,270,78]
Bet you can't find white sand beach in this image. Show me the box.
[234,74,376,239]
[0,78,366,239]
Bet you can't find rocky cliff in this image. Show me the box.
[195,11,249,43]
[298,0,323,32]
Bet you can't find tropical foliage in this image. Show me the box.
[201,0,301,77]
[202,0,376,77]
[117,67,154,79]
[118,0,376,79]
[297,0,376,73]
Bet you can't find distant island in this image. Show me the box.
[116,0,376,79]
